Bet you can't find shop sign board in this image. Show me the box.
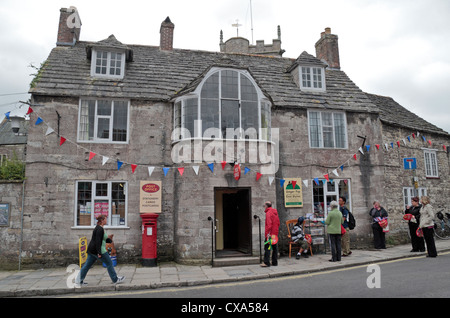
[284,178,303,207]
[140,181,162,213]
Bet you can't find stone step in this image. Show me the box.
[213,256,261,267]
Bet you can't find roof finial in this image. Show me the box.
[232,19,242,37]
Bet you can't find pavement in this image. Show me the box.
[1,239,450,298]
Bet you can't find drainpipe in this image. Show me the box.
[19,179,25,271]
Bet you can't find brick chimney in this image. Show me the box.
[160,17,174,51]
[57,7,81,46]
[315,27,340,69]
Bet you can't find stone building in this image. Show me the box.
[1,7,449,269]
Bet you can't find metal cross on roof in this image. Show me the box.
[232,19,242,37]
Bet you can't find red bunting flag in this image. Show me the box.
[396,141,401,147]
[59,137,66,146]
[444,145,447,151]
[178,167,184,176]
[131,164,137,173]
[375,144,380,150]
[412,133,415,139]
[26,107,33,115]
[221,161,226,170]
[353,154,357,160]
[256,172,262,181]
[292,180,297,188]
[324,174,329,182]
[428,140,432,146]
[88,152,96,161]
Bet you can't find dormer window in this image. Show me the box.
[300,66,325,91]
[91,50,125,79]
[86,35,133,80]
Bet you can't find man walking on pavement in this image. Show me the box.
[261,201,280,267]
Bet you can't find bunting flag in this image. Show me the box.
[292,181,297,188]
[332,169,339,177]
[35,117,43,125]
[59,136,66,146]
[4,101,448,190]
[45,126,55,136]
[88,152,96,161]
[192,165,200,175]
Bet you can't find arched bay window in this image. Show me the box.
[174,68,271,141]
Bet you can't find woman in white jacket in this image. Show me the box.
[419,196,437,257]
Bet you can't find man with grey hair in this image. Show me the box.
[325,200,344,262]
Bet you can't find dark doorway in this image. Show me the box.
[215,188,251,257]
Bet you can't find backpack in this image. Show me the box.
[347,211,356,230]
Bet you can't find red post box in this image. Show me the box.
[140,213,159,267]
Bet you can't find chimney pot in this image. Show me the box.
[160,17,175,51]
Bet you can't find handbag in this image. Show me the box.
[341,224,346,235]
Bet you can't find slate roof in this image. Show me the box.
[366,93,449,136]
[29,37,378,114]
[0,118,28,145]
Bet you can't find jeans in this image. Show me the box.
[76,252,118,284]
[328,234,341,261]
[264,243,278,266]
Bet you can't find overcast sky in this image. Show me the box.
[1,0,449,133]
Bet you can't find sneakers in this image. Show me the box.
[74,281,88,288]
[114,276,126,284]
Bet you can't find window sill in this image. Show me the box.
[71,226,130,230]
[425,176,440,179]
[172,137,275,145]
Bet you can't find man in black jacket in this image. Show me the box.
[405,197,425,252]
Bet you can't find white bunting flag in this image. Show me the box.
[148,166,155,177]
[192,165,200,175]
[332,169,339,177]
[45,126,55,136]
[303,179,308,187]
[102,156,109,166]
[268,176,274,185]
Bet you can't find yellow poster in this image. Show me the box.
[79,236,87,268]
[284,178,303,207]
[140,181,162,213]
